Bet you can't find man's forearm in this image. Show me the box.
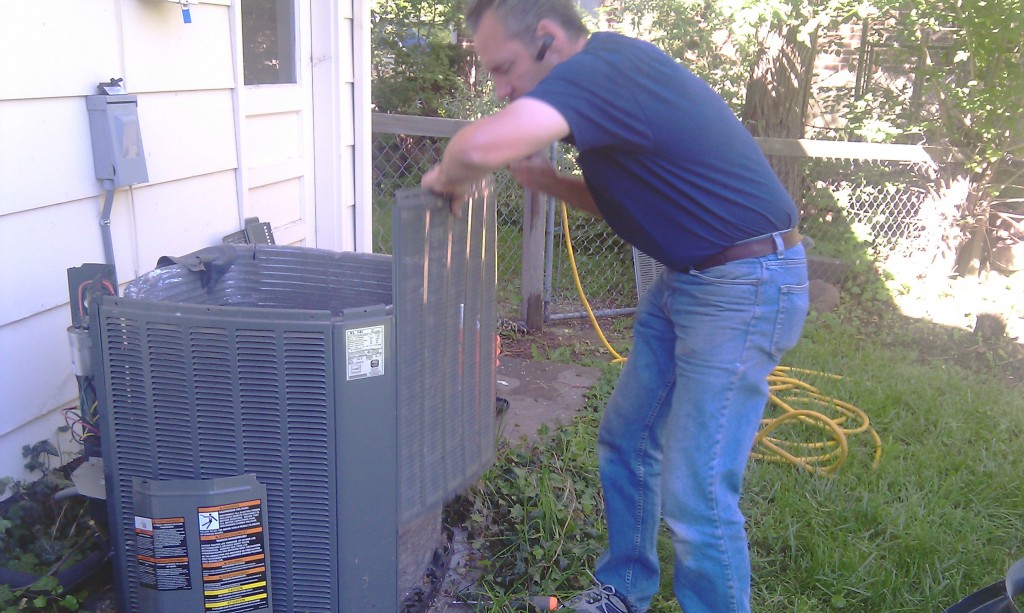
[546,174,602,219]
[425,98,572,195]
[429,134,494,193]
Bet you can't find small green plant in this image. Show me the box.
[0,441,101,612]
[447,365,619,609]
[0,575,82,612]
[20,441,61,477]
[545,344,574,363]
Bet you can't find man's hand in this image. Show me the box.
[421,164,468,217]
[509,152,602,218]
[509,152,558,194]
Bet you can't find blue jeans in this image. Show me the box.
[595,240,808,613]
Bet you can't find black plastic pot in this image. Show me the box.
[943,558,1024,613]
[0,546,112,593]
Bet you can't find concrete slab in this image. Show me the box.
[495,357,602,441]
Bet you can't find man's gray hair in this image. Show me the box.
[465,0,588,43]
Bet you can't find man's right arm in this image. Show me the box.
[421,97,570,200]
[509,154,601,218]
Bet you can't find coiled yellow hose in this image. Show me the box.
[559,202,881,473]
[759,366,883,474]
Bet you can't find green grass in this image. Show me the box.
[456,305,1024,612]
[743,312,1024,612]
[447,366,617,608]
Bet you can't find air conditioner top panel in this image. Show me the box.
[121,245,394,317]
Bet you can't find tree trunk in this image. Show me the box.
[740,24,818,204]
[954,170,995,276]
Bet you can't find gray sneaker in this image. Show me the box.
[557,582,632,612]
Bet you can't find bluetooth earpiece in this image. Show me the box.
[536,34,554,61]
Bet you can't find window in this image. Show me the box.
[241,0,297,85]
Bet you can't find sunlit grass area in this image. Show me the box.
[460,305,1024,612]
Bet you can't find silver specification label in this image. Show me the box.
[346,325,385,380]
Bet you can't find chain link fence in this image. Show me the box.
[802,158,948,252]
[371,129,528,321]
[371,115,960,325]
[371,125,639,323]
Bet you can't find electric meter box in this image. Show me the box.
[86,94,149,187]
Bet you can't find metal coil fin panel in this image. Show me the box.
[394,183,497,524]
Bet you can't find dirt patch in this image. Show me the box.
[495,357,601,441]
[873,312,1024,387]
[879,266,1024,386]
[499,317,632,364]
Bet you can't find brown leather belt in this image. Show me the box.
[692,229,802,271]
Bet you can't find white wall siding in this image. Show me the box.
[0,0,365,484]
[0,90,241,327]
[0,98,104,215]
[0,197,117,326]
[122,3,234,93]
[137,91,239,184]
[0,307,80,437]
[0,3,121,101]
[132,171,241,267]
[0,1,243,484]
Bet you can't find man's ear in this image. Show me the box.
[534,18,563,61]
[536,34,555,61]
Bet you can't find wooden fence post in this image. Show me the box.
[520,189,546,331]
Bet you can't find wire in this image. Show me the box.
[76,376,101,426]
[557,200,882,473]
[63,407,85,444]
[62,407,101,444]
[77,278,116,321]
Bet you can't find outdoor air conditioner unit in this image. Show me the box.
[632,247,665,300]
[88,186,496,612]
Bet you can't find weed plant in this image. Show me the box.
[458,305,1024,612]
[0,447,101,611]
[448,366,618,610]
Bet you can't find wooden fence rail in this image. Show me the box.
[372,112,956,162]
[371,112,955,328]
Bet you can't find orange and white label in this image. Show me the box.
[135,516,191,591]
[197,500,269,612]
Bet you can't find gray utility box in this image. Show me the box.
[86,94,148,186]
[91,186,496,613]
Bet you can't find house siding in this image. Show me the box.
[0,0,365,483]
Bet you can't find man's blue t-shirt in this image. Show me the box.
[526,32,799,271]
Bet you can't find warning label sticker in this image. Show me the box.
[198,500,270,612]
[136,516,191,591]
[346,325,385,380]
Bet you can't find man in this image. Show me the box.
[421,0,809,610]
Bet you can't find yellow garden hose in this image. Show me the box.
[758,366,883,475]
[558,201,881,473]
[559,201,627,364]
